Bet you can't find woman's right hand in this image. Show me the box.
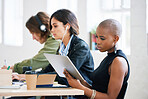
[63,69,85,89]
[1,65,14,70]
[1,65,8,69]
[10,65,14,70]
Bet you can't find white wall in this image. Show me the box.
[0,0,148,98]
[77,0,89,44]
[125,0,148,98]
[0,0,47,66]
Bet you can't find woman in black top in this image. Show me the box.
[64,19,130,99]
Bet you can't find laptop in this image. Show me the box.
[44,53,84,81]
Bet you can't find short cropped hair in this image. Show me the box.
[99,19,122,37]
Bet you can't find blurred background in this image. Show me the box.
[0,0,147,98]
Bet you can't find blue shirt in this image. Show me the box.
[59,35,74,56]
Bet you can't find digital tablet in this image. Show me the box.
[44,53,84,81]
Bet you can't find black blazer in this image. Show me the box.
[39,35,94,86]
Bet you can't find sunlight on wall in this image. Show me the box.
[47,0,77,16]
[0,0,23,46]
[87,0,130,55]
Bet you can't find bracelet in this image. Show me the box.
[90,89,96,99]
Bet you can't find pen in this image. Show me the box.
[4,59,7,66]
[7,66,10,70]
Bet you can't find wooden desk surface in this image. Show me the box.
[0,85,84,96]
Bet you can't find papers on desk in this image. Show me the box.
[12,81,25,86]
[36,82,68,88]
[36,84,68,88]
[0,85,20,89]
[0,81,25,89]
[52,84,68,88]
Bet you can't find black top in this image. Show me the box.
[40,35,94,86]
[91,50,130,99]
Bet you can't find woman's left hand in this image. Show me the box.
[63,69,84,89]
[12,74,20,80]
[12,74,26,81]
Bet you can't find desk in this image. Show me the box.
[0,85,84,97]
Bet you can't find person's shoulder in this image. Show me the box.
[72,36,87,45]
[46,35,55,41]
[72,36,89,48]
[112,56,128,73]
[43,36,60,49]
[114,56,127,64]
[46,36,60,44]
[117,50,126,55]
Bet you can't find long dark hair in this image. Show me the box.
[26,12,50,38]
[49,9,79,36]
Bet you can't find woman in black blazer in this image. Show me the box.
[42,9,94,87]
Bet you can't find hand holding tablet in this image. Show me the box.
[44,53,84,81]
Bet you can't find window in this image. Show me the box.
[47,0,77,16]
[0,0,23,46]
[0,0,2,44]
[146,0,148,34]
[87,0,130,54]
[147,0,148,55]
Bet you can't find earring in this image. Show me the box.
[114,45,117,53]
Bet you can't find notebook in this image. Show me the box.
[0,85,20,89]
[44,53,84,81]
[36,74,56,88]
